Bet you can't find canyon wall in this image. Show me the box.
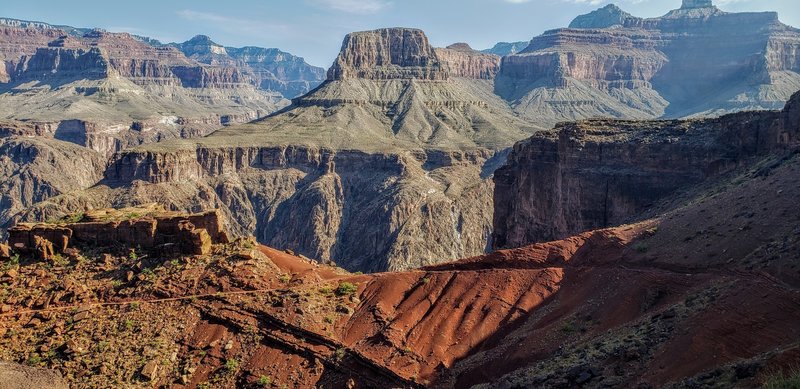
[493,90,800,249]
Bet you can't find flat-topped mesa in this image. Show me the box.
[327,28,447,81]
[435,43,501,79]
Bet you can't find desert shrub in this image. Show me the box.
[224,358,239,371]
[257,375,272,386]
[335,282,357,296]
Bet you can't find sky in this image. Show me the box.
[2,0,798,68]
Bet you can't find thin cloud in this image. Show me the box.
[176,10,291,41]
[310,0,391,14]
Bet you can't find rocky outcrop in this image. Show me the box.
[492,90,800,249]
[498,1,800,125]
[435,44,500,79]
[8,205,229,257]
[328,28,447,81]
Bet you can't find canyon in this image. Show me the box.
[0,17,325,156]
[0,1,799,387]
[16,28,537,272]
[2,0,800,273]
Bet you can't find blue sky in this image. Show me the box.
[2,0,797,67]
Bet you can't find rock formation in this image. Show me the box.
[328,28,447,81]
[568,4,636,29]
[0,18,316,154]
[493,90,800,249]
[18,27,540,272]
[8,205,229,258]
[497,1,800,125]
[435,43,500,80]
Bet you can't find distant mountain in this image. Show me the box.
[481,41,529,56]
[172,35,325,99]
[568,3,635,29]
[497,0,800,125]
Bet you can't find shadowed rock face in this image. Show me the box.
[492,90,800,249]
[498,1,800,125]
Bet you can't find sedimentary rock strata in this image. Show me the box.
[493,90,800,249]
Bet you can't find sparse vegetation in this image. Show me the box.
[27,354,42,366]
[763,369,800,389]
[257,375,272,386]
[3,254,20,271]
[335,282,357,296]
[224,358,239,371]
[129,249,138,261]
[334,348,346,361]
[279,274,291,283]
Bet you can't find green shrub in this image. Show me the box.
[257,375,272,386]
[224,358,239,371]
[335,282,357,296]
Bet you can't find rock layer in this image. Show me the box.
[493,90,800,249]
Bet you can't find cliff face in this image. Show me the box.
[492,91,800,249]
[435,43,500,79]
[328,28,447,81]
[498,1,800,125]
